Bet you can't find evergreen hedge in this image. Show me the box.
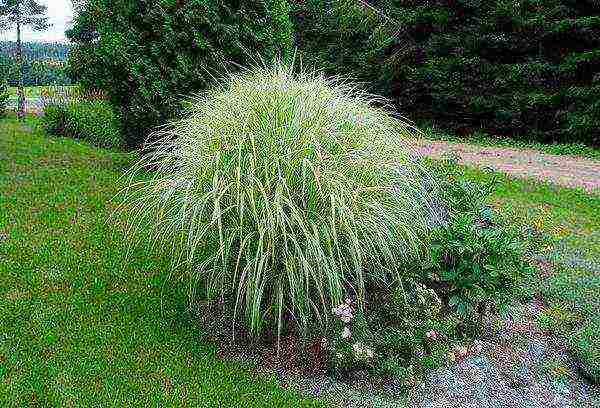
[67,0,293,147]
[294,0,600,146]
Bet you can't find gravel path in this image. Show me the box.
[407,139,600,193]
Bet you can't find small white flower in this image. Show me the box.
[341,326,351,340]
[425,330,439,341]
[332,302,354,323]
[352,342,374,360]
[455,345,469,358]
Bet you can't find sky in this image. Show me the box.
[1,0,74,43]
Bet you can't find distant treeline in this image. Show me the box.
[0,41,71,86]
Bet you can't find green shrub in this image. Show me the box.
[423,159,532,318]
[67,0,295,147]
[43,100,122,149]
[118,63,433,338]
[0,81,9,117]
[426,212,530,317]
[41,104,67,134]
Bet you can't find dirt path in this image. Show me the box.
[408,139,600,193]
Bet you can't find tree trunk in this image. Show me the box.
[16,4,25,120]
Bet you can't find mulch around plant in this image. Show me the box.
[197,299,600,408]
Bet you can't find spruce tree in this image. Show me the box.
[0,0,49,119]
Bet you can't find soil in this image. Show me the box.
[406,139,600,194]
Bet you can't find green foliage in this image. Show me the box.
[292,0,392,87]
[424,159,532,317]
[295,0,600,146]
[0,80,8,117]
[118,63,432,338]
[427,212,530,316]
[43,100,122,149]
[270,0,294,62]
[67,0,295,147]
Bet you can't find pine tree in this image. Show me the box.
[295,0,600,146]
[0,0,49,119]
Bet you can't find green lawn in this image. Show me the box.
[1,117,598,406]
[0,118,323,407]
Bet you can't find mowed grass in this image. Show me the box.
[0,118,324,407]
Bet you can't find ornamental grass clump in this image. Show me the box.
[118,63,434,337]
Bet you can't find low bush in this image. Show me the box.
[118,62,434,338]
[43,100,122,149]
[0,81,9,117]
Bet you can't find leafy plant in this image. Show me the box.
[423,159,532,318]
[117,62,433,339]
[0,80,9,117]
[427,212,529,315]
